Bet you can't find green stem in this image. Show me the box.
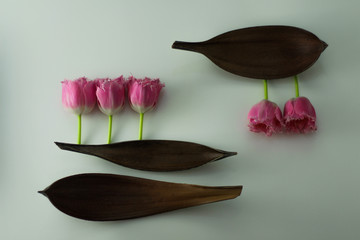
[77,114,82,144]
[138,113,144,140]
[294,75,300,97]
[263,79,268,100]
[107,115,113,144]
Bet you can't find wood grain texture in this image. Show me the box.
[39,173,243,221]
[55,140,236,171]
[172,25,327,79]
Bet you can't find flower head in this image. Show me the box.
[283,96,317,133]
[127,76,165,114]
[247,99,283,136]
[96,76,126,116]
[61,77,96,115]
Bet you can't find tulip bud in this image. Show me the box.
[95,76,126,144]
[127,76,165,114]
[96,76,126,116]
[283,97,317,133]
[247,99,283,136]
[127,76,165,140]
[61,77,96,115]
[61,77,96,144]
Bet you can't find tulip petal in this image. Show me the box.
[83,80,97,114]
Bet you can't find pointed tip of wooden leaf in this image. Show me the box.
[38,190,48,198]
[321,41,328,51]
[214,150,237,162]
[224,151,237,158]
[54,141,66,149]
[54,141,79,152]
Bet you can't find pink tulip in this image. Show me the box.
[61,77,96,115]
[247,99,283,136]
[96,76,127,144]
[61,77,96,144]
[127,76,165,114]
[96,76,126,116]
[127,76,164,140]
[283,97,317,133]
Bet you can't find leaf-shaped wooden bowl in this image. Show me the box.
[55,140,236,171]
[39,173,243,221]
[172,25,327,79]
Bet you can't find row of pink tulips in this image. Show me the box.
[62,76,165,144]
[247,76,317,136]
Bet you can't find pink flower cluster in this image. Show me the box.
[61,76,165,116]
[248,97,317,136]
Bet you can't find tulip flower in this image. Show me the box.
[283,76,317,134]
[283,97,317,133]
[247,80,283,136]
[61,77,96,144]
[127,76,165,140]
[96,76,126,143]
[248,99,283,136]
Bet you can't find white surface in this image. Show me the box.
[1,0,359,239]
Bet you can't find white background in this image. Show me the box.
[1,0,359,239]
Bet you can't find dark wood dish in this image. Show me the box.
[55,140,237,171]
[172,25,327,79]
[39,173,243,221]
